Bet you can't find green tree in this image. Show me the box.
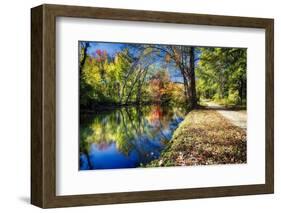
[196,47,246,105]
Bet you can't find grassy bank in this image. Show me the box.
[146,110,246,167]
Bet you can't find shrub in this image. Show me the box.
[228,90,240,105]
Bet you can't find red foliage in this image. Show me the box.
[96,49,102,56]
[94,49,107,62]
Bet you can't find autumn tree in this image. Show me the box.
[140,45,198,109]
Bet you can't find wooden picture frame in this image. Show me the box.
[31,4,274,208]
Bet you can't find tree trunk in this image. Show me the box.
[239,78,245,105]
[182,74,189,105]
[189,47,197,108]
[79,42,89,74]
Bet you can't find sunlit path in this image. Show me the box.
[205,102,247,130]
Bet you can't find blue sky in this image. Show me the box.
[86,42,124,57]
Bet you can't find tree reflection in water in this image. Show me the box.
[79,105,186,170]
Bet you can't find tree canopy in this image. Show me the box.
[196,47,247,105]
[79,42,247,110]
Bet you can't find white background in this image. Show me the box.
[57,18,265,195]
[0,0,279,212]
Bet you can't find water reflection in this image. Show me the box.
[79,105,186,170]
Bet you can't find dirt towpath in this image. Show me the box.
[205,102,247,130]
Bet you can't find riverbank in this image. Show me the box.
[80,101,181,113]
[145,109,246,167]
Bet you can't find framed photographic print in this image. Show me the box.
[31,4,274,208]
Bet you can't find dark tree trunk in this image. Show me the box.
[79,42,90,109]
[79,42,89,74]
[189,47,197,108]
[239,78,246,105]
